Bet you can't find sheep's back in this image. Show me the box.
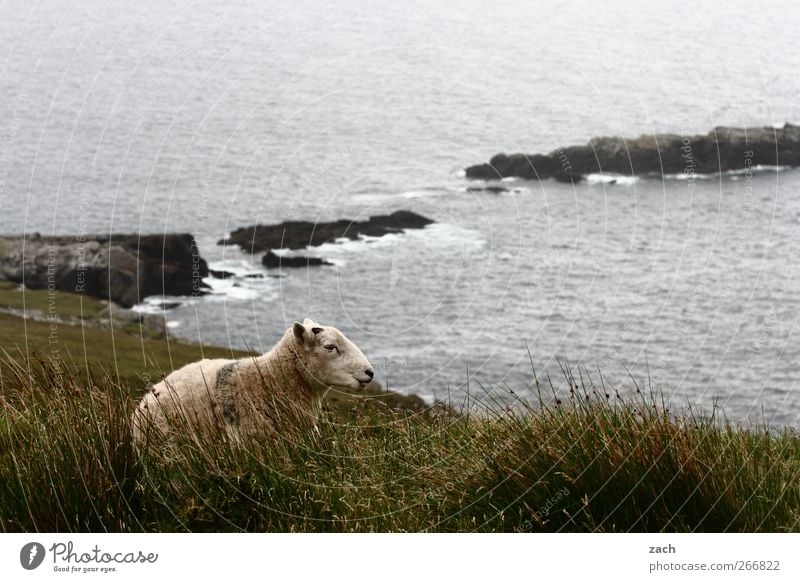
[132,358,237,444]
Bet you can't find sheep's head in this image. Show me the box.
[292,318,374,390]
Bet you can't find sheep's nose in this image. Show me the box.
[365,369,374,380]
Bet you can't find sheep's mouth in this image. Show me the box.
[356,377,371,388]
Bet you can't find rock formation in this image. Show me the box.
[0,233,208,308]
[220,210,434,256]
[465,123,800,182]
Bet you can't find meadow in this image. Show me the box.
[0,282,797,532]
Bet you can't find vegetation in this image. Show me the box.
[0,351,797,532]
[0,280,107,320]
[0,283,797,532]
[0,284,423,411]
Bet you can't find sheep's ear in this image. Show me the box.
[293,321,306,341]
[311,327,323,335]
[303,317,316,326]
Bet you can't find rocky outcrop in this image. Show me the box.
[220,210,434,254]
[209,269,235,279]
[465,123,800,181]
[0,233,208,308]
[262,252,333,268]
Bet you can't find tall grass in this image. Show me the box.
[0,352,797,532]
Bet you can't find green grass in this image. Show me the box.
[0,280,107,320]
[1,352,797,533]
[0,312,431,415]
[0,283,797,532]
[0,284,433,414]
[0,280,221,389]
[0,312,243,390]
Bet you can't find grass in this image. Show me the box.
[0,280,106,320]
[0,351,797,533]
[0,280,226,390]
[0,283,426,412]
[0,283,797,532]
[0,312,242,390]
[0,281,232,390]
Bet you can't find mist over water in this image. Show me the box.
[1,0,799,424]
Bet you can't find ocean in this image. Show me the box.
[1,0,799,424]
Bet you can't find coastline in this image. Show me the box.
[465,124,800,182]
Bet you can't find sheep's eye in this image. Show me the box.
[324,344,336,352]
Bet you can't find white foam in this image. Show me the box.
[727,164,791,176]
[132,295,191,314]
[585,173,639,185]
[662,171,716,181]
[310,232,407,255]
[204,284,263,302]
[405,222,486,252]
[196,257,284,300]
[399,189,446,199]
[298,223,486,259]
[661,165,791,181]
[202,275,273,301]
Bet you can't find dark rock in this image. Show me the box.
[466,185,509,194]
[220,210,434,254]
[554,172,585,184]
[209,269,235,279]
[262,252,333,268]
[118,233,208,299]
[0,233,208,308]
[465,123,800,181]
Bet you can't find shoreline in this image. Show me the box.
[0,281,438,416]
[465,123,800,182]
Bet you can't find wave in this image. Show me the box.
[404,222,486,252]
[132,296,189,315]
[202,277,269,302]
[134,223,485,310]
[584,173,639,185]
[264,223,486,270]
[132,260,279,312]
[583,164,792,184]
[398,189,450,199]
[207,258,267,277]
[303,223,485,257]
[352,186,455,202]
[660,165,792,181]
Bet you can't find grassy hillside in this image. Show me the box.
[0,281,240,386]
[0,283,798,533]
[0,283,420,412]
[0,351,798,533]
[0,280,107,319]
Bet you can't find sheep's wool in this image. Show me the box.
[132,319,373,445]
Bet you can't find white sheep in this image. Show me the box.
[131,318,374,446]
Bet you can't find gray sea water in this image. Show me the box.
[1,0,799,424]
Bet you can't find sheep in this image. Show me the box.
[131,318,374,446]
